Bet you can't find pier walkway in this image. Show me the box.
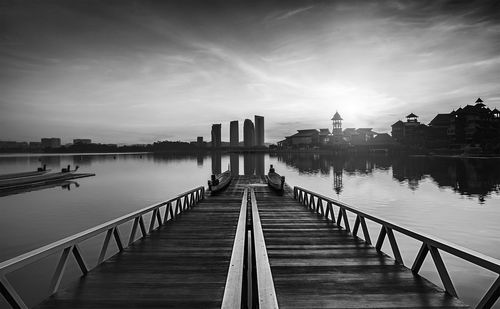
[3,175,499,308]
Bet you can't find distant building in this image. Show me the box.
[283,129,319,148]
[318,129,330,144]
[197,136,204,147]
[230,121,239,147]
[331,111,343,136]
[0,141,28,151]
[450,98,499,144]
[254,115,264,147]
[73,139,92,145]
[41,138,61,149]
[391,113,426,144]
[29,141,42,151]
[211,124,221,148]
[243,119,255,147]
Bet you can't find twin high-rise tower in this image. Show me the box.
[211,115,264,148]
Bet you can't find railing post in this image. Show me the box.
[139,215,147,237]
[385,227,401,264]
[98,228,113,264]
[476,276,500,309]
[72,244,89,275]
[411,242,429,274]
[375,226,387,251]
[48,246,72,294]
[113,227,124,252]
[129,217,140,245]
[428,245,457,297]
[359,217,371,245]
[149,209,158,232]
[0,275,28,309]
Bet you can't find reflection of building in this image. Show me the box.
[243,119,255,147]
[211,152,221,174]
[230,121,239,147]
[41,138,61,148]
[255,115,264,147]
[244,153,255,175]
[230,153,239,176]
[73,139,91,145]
[211,124,221,148]
[255,153,265,175]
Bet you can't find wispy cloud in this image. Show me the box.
[274,6,314,21]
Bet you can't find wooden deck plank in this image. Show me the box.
[35,178,249,309]
[253,183,469,309]
[32,176,470,309]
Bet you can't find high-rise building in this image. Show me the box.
[254,115,264,146]
[243,119,255,147]
[230,121,239,147]
[211,124,221,148]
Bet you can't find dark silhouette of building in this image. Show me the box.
[230,121,239,147]
[331,111,343,136]
[41,138,61,149]
[450,98,499,144]
[197,136,204,147]
[255,115,264,147]
[73,139,91,145]
[243,119,255,147]
[318,129,330,145]
[391,113,427,144]
[211,124,221,148]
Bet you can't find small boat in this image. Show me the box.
[0,165,91,190]
[208,170,233,194]
[0,165,50,180]
[267,165,285,194]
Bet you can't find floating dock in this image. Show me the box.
[1,175,500,308]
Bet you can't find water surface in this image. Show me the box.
[0,152,499,308]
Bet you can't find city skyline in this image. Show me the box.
[1,1,500,144]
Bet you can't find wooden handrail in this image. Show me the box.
[221,188,248,309]
[0,186,205,309]
[250,188,279,309]
[293,186,500,309]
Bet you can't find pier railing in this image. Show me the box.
[0,186,205,309]
[293,186,500,309]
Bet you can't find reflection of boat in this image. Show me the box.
[267,165,285,194]
[208,170,233,194]
[0,165,94,191]
[0,166,50,180]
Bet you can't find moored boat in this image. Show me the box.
[208,170,233,194]
[0,165,50,180]
[267,165,285,194]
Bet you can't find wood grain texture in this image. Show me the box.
[254,182,469,308]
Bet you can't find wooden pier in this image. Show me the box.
[1,175,500,308]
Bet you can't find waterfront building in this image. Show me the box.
[243,119,255,147]
[197,136,204,147]
[331,111,343,136]
[41,138,61,149]
[73,139,92,145]
[230,121,239,147]
[211,124,221,148]
[318,129,330,145]
[391,113,425,144]
[450,98,499,144]
[254,115,264,147]
[283,129,319,148]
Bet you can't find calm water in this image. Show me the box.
[1,152,499,308]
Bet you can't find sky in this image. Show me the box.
[1,0,500,144]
